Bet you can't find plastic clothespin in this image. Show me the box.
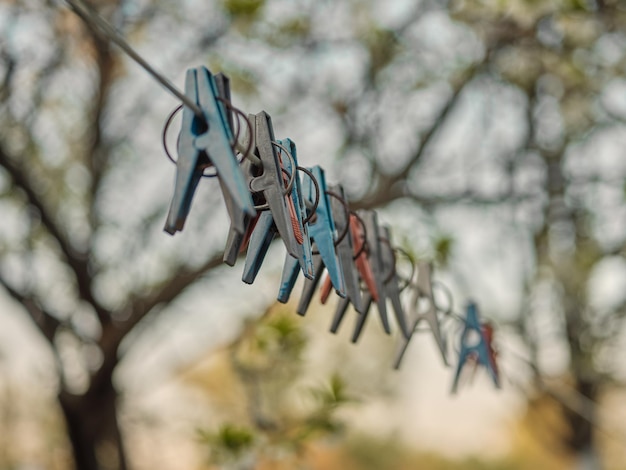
[379,226,411,339]
[241,112,303,284]
[277,166,346,313]
[319,185,363,313]
[278,139,314,279]
[222,113,261,266]
[210,78,259,266]
[451,302,501,393]
[350,210,391,341]
[164,66,255,235]
[329,212,379,337]
[482,322,499,379]
[393,261,448,369]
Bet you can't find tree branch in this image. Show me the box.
[0,275,60,345]
[351,62,483,210]
[99,252,225,360]
[0,143,109,324]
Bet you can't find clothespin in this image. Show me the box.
[393,261,448,369]
[278,139,314,279]
[164,66,255,235]
[451,302,501,393]
[319,186,363,313]
[222,154,259,266]
[277,166,346,313]
[241,112,304,284]
[482,322,499,379]
[328,212,378,334]
[351,210,391,341]
[379,226,411,339]
[210,80,258,266]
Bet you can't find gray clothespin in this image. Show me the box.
[393,261,449,369]
[351,210,391,339]
[241,112,302,283]
[379,226,411,339]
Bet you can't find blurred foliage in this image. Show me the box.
[223,0,265,19]
[433,233,455,268]
[193,306,357,469]
[198,424,255,466]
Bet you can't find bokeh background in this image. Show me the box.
[1,0,626,468]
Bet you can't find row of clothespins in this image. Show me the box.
[161,66,500,393]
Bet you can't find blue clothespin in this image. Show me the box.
[451,302,501,393]
[321,185,363,313]
[208,81,258,266]
[393,262,448,369]
[277,166,346,312]
[241,112,303,284]
[164,67,255,235]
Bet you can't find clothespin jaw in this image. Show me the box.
[356,210,390,335]
[320,185,363,313]
[451,302,501,393]
[393,261,449,369]
[379,226,411,339]
[276,252,324,315]
[164,66,255,235]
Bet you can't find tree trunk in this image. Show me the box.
[563,378,601,470]
[58,381,127,470]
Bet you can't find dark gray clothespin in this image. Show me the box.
[393,261,449,369]
[164,67,255,235]
[241,112,302,284]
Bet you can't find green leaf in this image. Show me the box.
[223,0,265,18]
[433,233,454,267]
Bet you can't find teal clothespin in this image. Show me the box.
[451,302,501,393]
[164,67,255,235]
[277,166,346,312]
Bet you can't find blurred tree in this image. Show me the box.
[1,0,626,469]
